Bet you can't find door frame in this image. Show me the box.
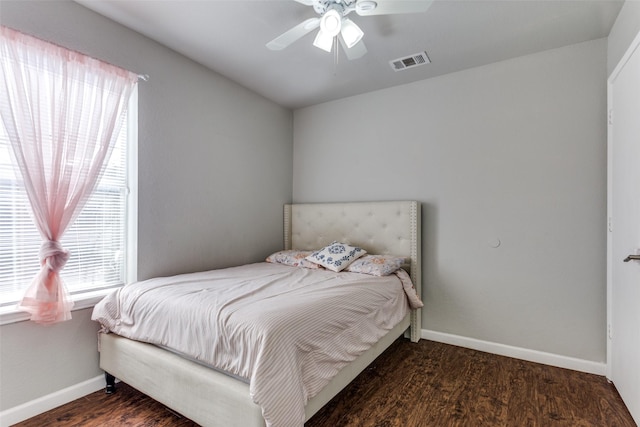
[606,28,640,380]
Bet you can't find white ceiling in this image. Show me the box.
[75,0,623,109]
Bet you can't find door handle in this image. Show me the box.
[623,255,640,262]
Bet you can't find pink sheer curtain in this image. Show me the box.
[0,26,138,324]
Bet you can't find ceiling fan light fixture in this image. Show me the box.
[340,18,364,48]
[320,9,342,37]
[313,29,334,52]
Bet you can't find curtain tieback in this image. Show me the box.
[39,240,70,273]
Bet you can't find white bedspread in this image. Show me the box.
[92,262,411,427]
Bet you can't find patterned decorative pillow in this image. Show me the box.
[345,254,407,276]
[265,250,324,269]
[305,241,366,272]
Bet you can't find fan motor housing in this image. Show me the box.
[313,0,357,16]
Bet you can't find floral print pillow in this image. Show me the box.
[345,254,407,276]
[305,241,367,272]
[265,250,324,269]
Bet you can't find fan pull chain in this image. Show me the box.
[333,36,339,75]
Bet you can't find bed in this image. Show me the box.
[92,200,422,427]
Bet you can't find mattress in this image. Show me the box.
[92,262,413,427]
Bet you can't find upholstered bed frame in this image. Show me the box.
[99,200,422,426]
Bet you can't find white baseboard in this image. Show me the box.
[422,329,606,376]
[0,374,105,427]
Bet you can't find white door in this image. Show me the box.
[608,31,640,425]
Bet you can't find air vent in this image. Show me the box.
[389,51,430,72]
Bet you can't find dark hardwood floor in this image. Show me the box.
[14,339,636,427]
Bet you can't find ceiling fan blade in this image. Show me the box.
[355,0,433,16]
[266,18,320,50]
[339,36,367,60]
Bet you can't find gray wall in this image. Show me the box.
[608,0,640,76]
[293,38,608,363]
[0,309,100,410]
[0,0,292,411]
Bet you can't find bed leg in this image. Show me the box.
[105,372,116,394]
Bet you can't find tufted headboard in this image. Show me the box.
[284,201,421,342]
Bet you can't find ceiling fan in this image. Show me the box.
[266,0,432,60]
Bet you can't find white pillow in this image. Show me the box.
[306,241,367,272]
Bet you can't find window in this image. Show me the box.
[0,88,138,309]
